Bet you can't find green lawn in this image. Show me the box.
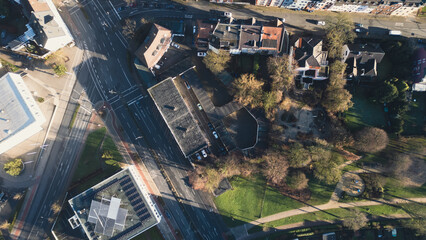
[71,128,106,182]
[383,177,426,200]
[264,203,409,228]
[307,178,335,206]
[214,175,330,228]
[214,175,266,227]
[403,92,425,135]
[344,88,387,132]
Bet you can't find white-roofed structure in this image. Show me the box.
[87,197,128,237]
[0,72,46,154]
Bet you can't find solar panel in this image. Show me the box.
[136,208,148,216]
[122,184,133,191]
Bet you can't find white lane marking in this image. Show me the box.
[109,0,122,20]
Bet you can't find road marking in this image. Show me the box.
[115,32,128,48]
[109,0,122,20]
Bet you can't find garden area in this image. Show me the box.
[69,127,124,193]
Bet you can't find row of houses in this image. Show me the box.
[211,0,423,17]
[196,18,289,56]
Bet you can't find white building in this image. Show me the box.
[256,0,285,7]
[0,73,46,154]
[28,0,74,52]
[283,0,310,10]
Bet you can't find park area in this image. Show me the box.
[213,174,335,228]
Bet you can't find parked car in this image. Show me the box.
[197,103,203,110]
[0,192,4,202]
[316,21,325,26]
[195,153,202,160]
[201,149,207,158]
[171,42,180,48]
[212,131,219,139]
[185,81,190,89]
[193,26,196,34]
[223,12,232,18]
[197,52,207,57]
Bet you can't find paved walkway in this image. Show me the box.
[230,197,426,239]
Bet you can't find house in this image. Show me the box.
[210,23,241,54]
[283,0,310,10]
[209,18,286,55]
[256,0,285,7]
[343,43,385,82]
[135,24,172,69]
[195,20,217,51]
[0,72,46,154]
[292,37,328,81]
[25,0,73,52]
[412,47,426,91]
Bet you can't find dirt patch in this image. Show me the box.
[274,99,321,142]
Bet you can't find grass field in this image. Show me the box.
[214,174,335,228]
[71,128,106,182]
[344,88,386,132]
[403,92,425,135]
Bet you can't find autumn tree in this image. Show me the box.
[354,127,389,153]
[268,55,295,93]
[262,91,278,120]
[325,14,355,60]
[203,50,231,74]
[4,158,23,176]
[310,143,344,184]
[342,209,368,231]
[322,87,353,113]
[51,202,62,214]
[0,221,10,230]
[122,18,136,39]
[328,61,347,88]
[286,171,309,190]
[233,74,264,108]
[263,151,289,185]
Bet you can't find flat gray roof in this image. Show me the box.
[0,73,46,154]
[148,78,207,157]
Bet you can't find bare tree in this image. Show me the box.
[325,13,355,60]
[342,209,368,231]
[268,55,295,94]
[233,74,264,108]
[354,127,389,153]
[122,18,136,39]
[263,151,289,185]
[322,87,353,113]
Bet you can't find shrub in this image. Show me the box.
[37,97,44,103]
[3,158,23,176]
[354,127,389,153]
[286,171,309,190]
[53,64,67,76]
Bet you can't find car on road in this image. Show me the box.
[212,131,219,139]
[171,42,180,48]
[117,6,124,11]
[208,122,214,131]
[316,21,325,26]
[201,149,207,158]
[1,30,6,39]
[197,52,206,57]
[195,153,202,160]
[197,103,203,110]
[223,12,232,18]
[193,26,196,34]
[185,81,190,89]
[165,210,171,219]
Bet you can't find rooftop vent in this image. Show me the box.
[226,26,231,32]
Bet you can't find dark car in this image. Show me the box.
[208,122,214,131]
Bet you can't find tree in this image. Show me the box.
[322,87,353,113]
[328,61,347,88]
[389,117,404,135]
[288,143,312,168]
[325,14,355,60]
[53,64,67,76]
[375,81,398,103]
[268,55,295,92]
[354,127,389,153]
[203,50,231,74]
[102,150,113,159]
[262,91,278,120]
[313,159,341,184]
[233,74,264,108]
[0,221,10,230]
[263,151,289,185]
[389,153,412,179]
[122,18,136,39]
[286,171,309,190]
[51,202,62,214]
[4,158,23,176]
[342,209,368,231]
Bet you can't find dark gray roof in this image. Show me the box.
[211,24,240,49]
[346,43,385,63]
[148,78,207,157]
[239,25,261,49]
[294,38,323,68]
[261,39,277,49]
[345,43,384,79]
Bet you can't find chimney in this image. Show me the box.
[227,26,231,32]
[251,17,256,25]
